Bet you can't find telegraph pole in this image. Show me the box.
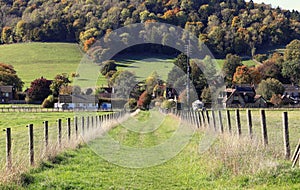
[185,40,191,111]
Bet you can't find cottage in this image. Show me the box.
[282,84,300,104]
[0,86,16,103]
[219,86,267,108]
[55,94,98,110]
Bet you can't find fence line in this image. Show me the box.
[165,108,299,167]
[1,110,127,181]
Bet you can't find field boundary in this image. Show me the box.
[1,110,127,183]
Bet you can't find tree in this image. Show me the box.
[145,71,160,93]
[200,87,212,104]
[137,91,152,110]
[257,59,286,83]
[0,63,23,91]
[1,26,13,44]
[233,66,261,85]
[100,60,117,76]
[26,77,51,102]
[112,70,139,99]
[270,94,282,107]
[284,39,300,62]
[282,60,300,85]
[203,55,217,83]
[257,78,285,100]
[222,54,243,86]
[50,73,71,97]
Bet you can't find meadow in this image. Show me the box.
[0,43,257,89]
[0,109,299,189]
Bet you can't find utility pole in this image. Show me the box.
[185,40,191,111]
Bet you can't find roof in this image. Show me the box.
[0,86,14,93]
[283,84,300,92]
[59,95,97,103]
[235,86,255,93]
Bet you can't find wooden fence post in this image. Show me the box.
[218,110,223,133]
[87,116,89,131]
[91,116,94,129]
[226,110,231,134]
[67,118,71,141]
[212,110,217,131]
[95,115,98,128]
[247,109,253,139]
[197,111,202,128]
[201,111,206,127]
[81,116,85,136]
[236,109,241,137]
[74,116,78,138]
[6,128,12,170]
[283,112,290,159]
[43,121,48,151]
[205,110,210,125]
[28,124,34,166]
[260,110,268,145]
[292,139,300,168]
[57,119,62,147]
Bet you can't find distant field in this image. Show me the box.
[115,54,175,81]
[0,43,258,89]
[0,43,83,88]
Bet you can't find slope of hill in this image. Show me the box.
[0,42,82,88]
[0,0,299,57]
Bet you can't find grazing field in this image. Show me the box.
[1,110,299,189]
[0,43,258,89]
[0,43,82,88]
[115,54,175,81]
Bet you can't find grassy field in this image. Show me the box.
[0,43,83,88]
[0,110,299,189]
[0,43,258,89]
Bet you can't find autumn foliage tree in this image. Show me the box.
[0,63,24,90]
[137,91,152,110]
[83,37,96,52]
[26,77,51,103]
[232,65,261,85]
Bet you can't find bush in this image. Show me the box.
[254,54,268,62]
[42,95,56,108]
[137,91,152,110]
[124,98,137,112]
[161,99,176,109]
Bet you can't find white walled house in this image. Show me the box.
[55,95,98,110]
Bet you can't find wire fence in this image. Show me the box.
[0,110,127,182]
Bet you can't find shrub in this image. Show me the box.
[161,99,176,109]
[42,95,56,108]
[137,91,152,110]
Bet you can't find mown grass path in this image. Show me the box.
[1,111,300,189]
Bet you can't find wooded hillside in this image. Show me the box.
[0,0,299,57]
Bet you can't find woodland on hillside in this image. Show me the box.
[0,0,299,57]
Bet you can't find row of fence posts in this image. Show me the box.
[4,111,126,171]
[166,108,297,162]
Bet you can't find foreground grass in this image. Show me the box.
[1,112,299,189]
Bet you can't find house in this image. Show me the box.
[219,86,267,108]
[0,86,16,103]
[55,94,98,110]
[282,84,300,104]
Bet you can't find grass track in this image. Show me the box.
[0,110,299,189]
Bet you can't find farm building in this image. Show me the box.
[219,86,267,108]
[55,94,98,110]
[0,86,16,103]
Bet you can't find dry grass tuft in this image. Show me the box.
[203,132,279,176]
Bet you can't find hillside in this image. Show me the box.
[0,42,82,88]
[0,0,299,58]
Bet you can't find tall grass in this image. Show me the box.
[0,111,129,184]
